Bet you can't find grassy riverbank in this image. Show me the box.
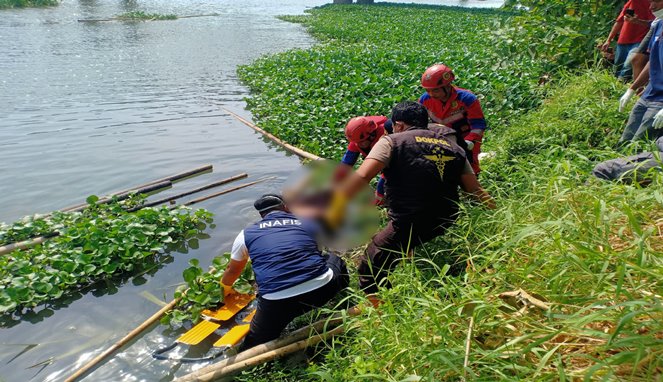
[0,0,57,9]
[235,3,662,381]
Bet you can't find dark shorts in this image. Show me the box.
[239,253,349,351]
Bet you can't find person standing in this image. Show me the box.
[418,64,487,174]
[221,194,349,350]
[618,0,663,143]
[601,0,655,80]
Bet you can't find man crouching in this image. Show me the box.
[221,194,349,350]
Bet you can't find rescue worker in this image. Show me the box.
[327,101,495,303]
[418,64,487,174]
[619,0,663,143]
[221,194,349,350]
[338,116,391,205]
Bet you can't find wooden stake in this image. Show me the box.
[183,177,275,206]
[0,235,54,257]
[174,317,344,382]
[60,165,212,213]
[191,325,345,382]
[463,315,474,381]
[130,173,247,210]
[222,107,322,161]
[64,297,181,382]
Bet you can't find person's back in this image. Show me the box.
[243,210,327,295]
[222,194,348,350]
[383,124,466,222]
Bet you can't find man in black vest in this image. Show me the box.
[328,101,494,302]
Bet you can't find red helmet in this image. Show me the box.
[421,64,455,89]
[344,117,378,143]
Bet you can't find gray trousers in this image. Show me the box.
[620,98,663,143]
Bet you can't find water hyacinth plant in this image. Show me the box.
[0,0,58,9]
[231,4,661,380]
[162,253,255,327]
[116,11,177,21]
[0,195,213,316]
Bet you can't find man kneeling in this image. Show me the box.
[221,194,349,351]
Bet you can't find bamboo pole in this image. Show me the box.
[222,107,322,161]
[77,13,219,22]
[182,177,276,206]
[175,317,344,382]
[62,180,173,214]
[0,173,254,257]
[133,173,247,210]
[183,325,345,382]
[0,180,170,257]
[0,235,55,256]
[60,165,212,213]
[65,297,181,382]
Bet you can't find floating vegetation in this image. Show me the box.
[232,4,662,381]
[0,0,58,9]
[162,253,255,327]
[116,11,177,21]
[0,195,213,315]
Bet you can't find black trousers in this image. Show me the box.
[239,254,349,351]
[358,215,455,294]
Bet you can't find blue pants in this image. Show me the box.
[620,98,663,143]
[615,42,639,80]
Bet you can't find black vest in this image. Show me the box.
[383,124,466,221]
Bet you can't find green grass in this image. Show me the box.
[235,69,663,382]
[0,0,58,9]
[232,4,662,381]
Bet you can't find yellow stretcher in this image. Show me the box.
[152,293,256,362]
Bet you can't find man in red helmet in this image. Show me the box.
[325,101,495,304]
[338,116,392,205]
[418,64,487,174]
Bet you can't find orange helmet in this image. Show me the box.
[344,117,378,143]
[421,64,455,89]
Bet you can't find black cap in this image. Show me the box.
[254,194,285,215]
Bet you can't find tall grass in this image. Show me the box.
[233,4,663,381]
[235,70,662,380]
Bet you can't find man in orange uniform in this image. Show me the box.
[418,64,486,174]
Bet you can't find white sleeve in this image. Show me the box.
[230,230,249,261]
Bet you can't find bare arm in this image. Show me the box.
[630,61,650,90]
[340,158,385,199]
[601,21,622,51]
[221,258,248,287]
[460,173,496,209]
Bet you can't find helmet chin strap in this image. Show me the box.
[440,85,451,100]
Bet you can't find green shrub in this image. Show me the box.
[0,0,58,9]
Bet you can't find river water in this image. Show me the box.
[0,0,501,381]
